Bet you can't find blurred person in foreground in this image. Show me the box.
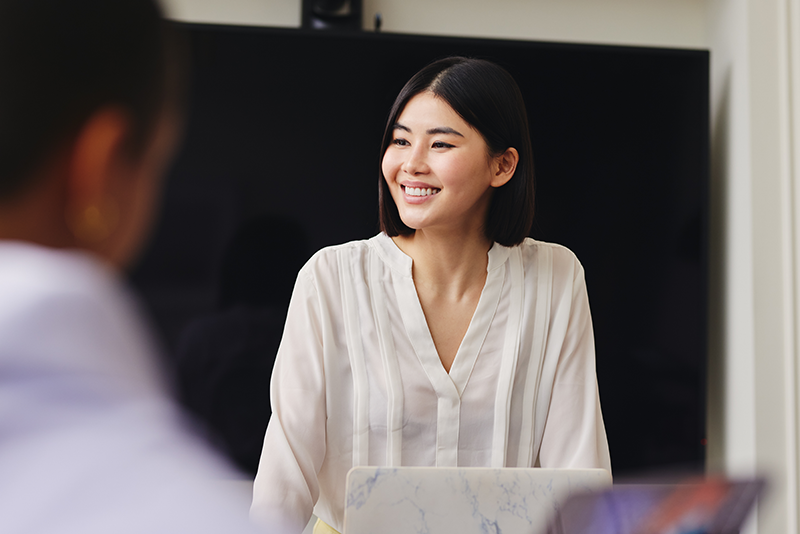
[0,1,265,532]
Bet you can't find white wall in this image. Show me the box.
[160,1,800,533]
[707,1,800,533]
[162,0,300,27]
[163,0,707,49]
[706,0,758,511]
[362,0,707,48]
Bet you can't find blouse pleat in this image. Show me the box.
[369,251,404,466]
[517,245,553,467]
[337,250,370,466]
[491,247,524,467]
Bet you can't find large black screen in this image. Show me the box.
[130,24,709,477]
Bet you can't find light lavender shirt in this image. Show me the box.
[0,242,266,534]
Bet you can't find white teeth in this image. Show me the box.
[404,186,438,197]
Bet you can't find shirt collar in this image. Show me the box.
[372,232,512,276]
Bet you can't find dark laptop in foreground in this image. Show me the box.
[546,477,764,534]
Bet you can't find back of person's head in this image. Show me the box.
[0,0,184,267]
[0,0,178,198]
[378,57,535,247]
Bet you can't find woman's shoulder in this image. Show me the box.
[306,235,377,262]
[517,237,582,264]
[514,238,585,279]
[297,235,385,280]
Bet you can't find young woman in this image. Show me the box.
[251,57,611,534]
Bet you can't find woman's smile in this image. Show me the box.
[401,183,441,203]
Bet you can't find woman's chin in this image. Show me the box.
[397,216,424,232]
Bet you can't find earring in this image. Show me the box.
[65,200,119,243]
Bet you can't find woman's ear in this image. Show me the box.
[490,147,519,188]
[64,107,130,243]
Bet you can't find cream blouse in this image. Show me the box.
[251,233,611,533]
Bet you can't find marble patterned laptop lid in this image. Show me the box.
[343,467,612,534]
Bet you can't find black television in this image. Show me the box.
[129,23,710,477]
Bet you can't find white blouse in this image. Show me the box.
[251,233,611,533]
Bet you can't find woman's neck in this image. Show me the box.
[392,228,492,298]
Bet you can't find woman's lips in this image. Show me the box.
[401,184,441,203]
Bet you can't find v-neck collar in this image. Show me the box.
[372,233,511,397]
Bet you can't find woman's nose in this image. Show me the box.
[401,146,429,175]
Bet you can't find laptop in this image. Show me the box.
[544,477,766,534]
[343,466,612,534]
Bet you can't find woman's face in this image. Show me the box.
[382,91,500,237]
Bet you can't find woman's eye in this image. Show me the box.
[392,138,409,146]
[432,141,454,149]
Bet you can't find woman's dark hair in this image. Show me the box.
[378,57,535,247]
[0,0,184,199]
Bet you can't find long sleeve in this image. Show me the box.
[536,256,611,472]
[251,269,328,533]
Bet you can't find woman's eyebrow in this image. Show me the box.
[392,123,464,137]
[427,126,464,137]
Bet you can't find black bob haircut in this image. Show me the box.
[0,0,183,199]
[378,57,535,247]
